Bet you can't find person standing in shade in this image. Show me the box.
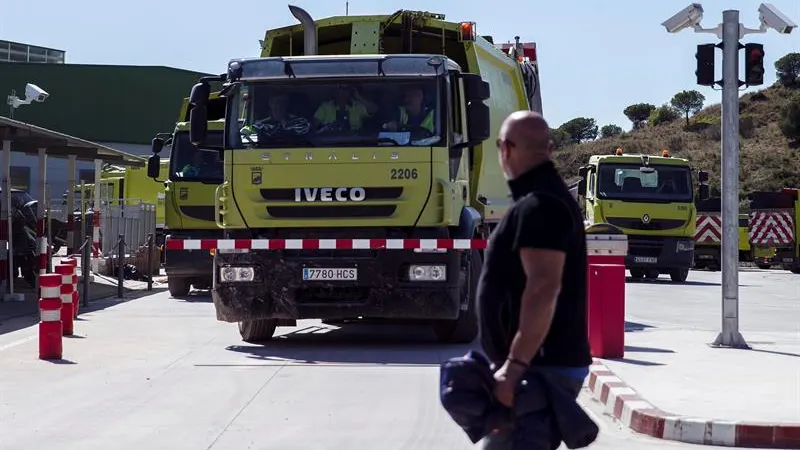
[477,110,592,449]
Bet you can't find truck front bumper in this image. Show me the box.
[625,236,694,270]
[211,249,462,323]
[163,232,218,281]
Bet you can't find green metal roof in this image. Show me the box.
[0,62,212,145]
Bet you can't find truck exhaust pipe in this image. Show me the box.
[288,5,318,56]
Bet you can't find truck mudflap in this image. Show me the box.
[211,249,463,323]
[625,236,694,270]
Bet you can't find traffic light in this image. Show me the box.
[695,44,716,86]
[744,43,765,86]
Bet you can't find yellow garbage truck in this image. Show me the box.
[573,149,709,282]
[148,94,226,296]
[175,5,543,343]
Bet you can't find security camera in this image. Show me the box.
[759,3,796,34]
[661,3,704,33]
[25,83,48,102]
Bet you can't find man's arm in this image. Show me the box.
[506,196,573,365]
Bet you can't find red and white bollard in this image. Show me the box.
[585,225,628,359]
[63,258,79,318]
[39,273,63,360]
[55,264,75,336]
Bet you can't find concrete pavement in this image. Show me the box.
[586,269,800,448]
[0,288,759,450]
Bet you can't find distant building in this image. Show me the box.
[0,53,211,201]
[0,40,65,64]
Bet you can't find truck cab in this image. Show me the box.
[576,149,708,282]
[148,93,226,296]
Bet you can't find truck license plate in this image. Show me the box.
[302,268,358,281]
[634,256,658,264]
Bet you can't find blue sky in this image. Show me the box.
[3,0,799,130]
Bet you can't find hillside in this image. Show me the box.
[552,84,800,200]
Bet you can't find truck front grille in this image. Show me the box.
[606,217,686,231]
[266,205,396,218]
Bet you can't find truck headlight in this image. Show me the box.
[219,266,255,282]
[408,265,447,282]
[677,241,694,252]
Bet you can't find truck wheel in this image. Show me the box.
[791,264,800,274]
[644,269,659,279]
[433,250,481,344]
[756,263,771,270]
[239,319,278,343]
[669,269,689,282]
[168,277,190,297]
[629,269,645,279]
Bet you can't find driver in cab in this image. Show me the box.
[240,92,310,140]
[383,85,435,137]
[313,84,378,132]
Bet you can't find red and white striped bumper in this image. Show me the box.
[164,238,488,251]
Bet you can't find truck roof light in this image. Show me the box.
[460,22,476,41]
[615,148,624,155]
[662,149,670,157]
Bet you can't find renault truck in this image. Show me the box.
[167,5,543,343]
[574,149,708,282]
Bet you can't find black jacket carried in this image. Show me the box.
[439,351,599,448]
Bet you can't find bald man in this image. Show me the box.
[476,111,595,449]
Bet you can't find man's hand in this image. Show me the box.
[493,360,527,407]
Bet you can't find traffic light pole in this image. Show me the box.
[713,9,749,349]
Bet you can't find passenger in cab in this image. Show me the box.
[241,92,310,140]
[313,85,378,132]
[383,85,435,137]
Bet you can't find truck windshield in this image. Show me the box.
[597,163,693,203]
[227,79,443,149]
[170,131,224,182]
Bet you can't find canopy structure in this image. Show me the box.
[0,116,146,166]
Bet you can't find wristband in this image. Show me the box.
[507,357,529,370]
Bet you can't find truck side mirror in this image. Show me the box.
[698,170,709,183]
[460,73,490,102]
[189,81,211,106]
[466,102,491,144]
[189,106,208,145]
[577,178,587,196]
[698,185,710,201]
[147,154,160,179]
[578,166,588,178]
[151,137,164,154]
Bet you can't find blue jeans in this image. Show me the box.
[480,367,588,450]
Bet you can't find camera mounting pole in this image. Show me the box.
[663,4,796,350]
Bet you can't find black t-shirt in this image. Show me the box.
[477,161,592,367]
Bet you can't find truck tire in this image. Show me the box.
[168,277,190,297]
[756,263,771,270]
[669,268,689,282]
[791,263,800,274]
[239,319,278,343]
[644,269,659,280]
[629,269,645,279]
[433,250,481,344]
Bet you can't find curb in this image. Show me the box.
[587,361,800,448]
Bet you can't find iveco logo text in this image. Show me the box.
[293,187,366,202]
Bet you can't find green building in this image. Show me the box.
[0,59,211,199]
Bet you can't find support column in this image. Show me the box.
[2,140,22,301]
[66,155,76,257]
[0,140,9,299]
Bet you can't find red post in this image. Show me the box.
[63,258,79,318]
[585,230,628,359]
[55,264,74,336]
[39,273,63,360]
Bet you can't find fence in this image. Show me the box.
[46,197,156,258]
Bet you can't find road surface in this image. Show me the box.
[0,275,789,449]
